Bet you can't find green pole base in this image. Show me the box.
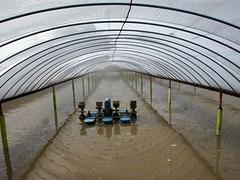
[216,108,223,136]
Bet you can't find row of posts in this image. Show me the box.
[0,73,98,179]
[124,71,223,136]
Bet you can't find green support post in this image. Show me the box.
[215,135,221,173]
[82,76,85,100]
[216,92,223,136]
[0,104,12,179]
[52,86,58,131]
[72,79,76,109]
[87,75,90,96]
[141,74,143,97]
[150,76,152,105]
[168,80,172,125]
[194,86,196,94]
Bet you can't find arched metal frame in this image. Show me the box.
[0,2,240,102]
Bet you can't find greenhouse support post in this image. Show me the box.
[0,103,12,178]
[52,86,58,131]
[135,72,138,90]
[72,79,76,109]
[150,76,152,105]
[168,80,172,125]
[82,76,85,100]
[141,74,143,97]
[87,75,90,96]
[216,92,223,136]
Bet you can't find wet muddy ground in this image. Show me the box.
[25,75,221,180]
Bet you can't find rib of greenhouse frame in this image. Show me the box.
[0,3,239,44]
[56,60,149,82]
[0,38,236,100]
[4,50,173,100]
[1,37,201,90]
[0,40,236,99]
[0,33,221,86]
[25,47,188,90]
[0,3,240,100]
[2,28,238,73]
[36,49,181,90]
[27,42,194,85]
[1,20,239,57]
[2,28,239,84]
[26,50,176,92]
[52,54,182,86]
[0,30,231,90]
[1,20,239,88]
[0,32,230,87]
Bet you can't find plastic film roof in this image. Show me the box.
[0,0,240,101]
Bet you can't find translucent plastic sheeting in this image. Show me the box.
[0,0,240,101]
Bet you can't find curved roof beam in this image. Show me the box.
[1,34,229,89]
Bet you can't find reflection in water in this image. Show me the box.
[114,123,121,135]
[168,102,172,125]
[97,124,104,135]
[105,125,112,139]
[131,124,137,135]
[80,122,138,137]
[79,123,95,136]
[216,136,222,174]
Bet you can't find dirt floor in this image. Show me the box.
[25,74,221,180]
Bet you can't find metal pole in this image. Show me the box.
[168,80,172,125]
[135,72,138,90]
[87,75,90,96]
[216,92,223,136]
[82,76,85,100]
[178,82,180,90]
[132,72,134,87]
[0,104,12,179]
[94,75,97,89]
[194,86,196,94]
[150,76,152,105]
[52,86,58,132]
[128,73,130,85]
[72,79,76,109]
[141,74,143,97]
[92,74,94,89]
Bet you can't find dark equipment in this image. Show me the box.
[96,101,103,122]
[78,101,86,122]
[78,98,137,125]
[113,101,120,121]
[130,101,137,119]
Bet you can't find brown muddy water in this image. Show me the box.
[0,73,240,180]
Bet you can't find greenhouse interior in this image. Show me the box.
[0,0,240,180]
